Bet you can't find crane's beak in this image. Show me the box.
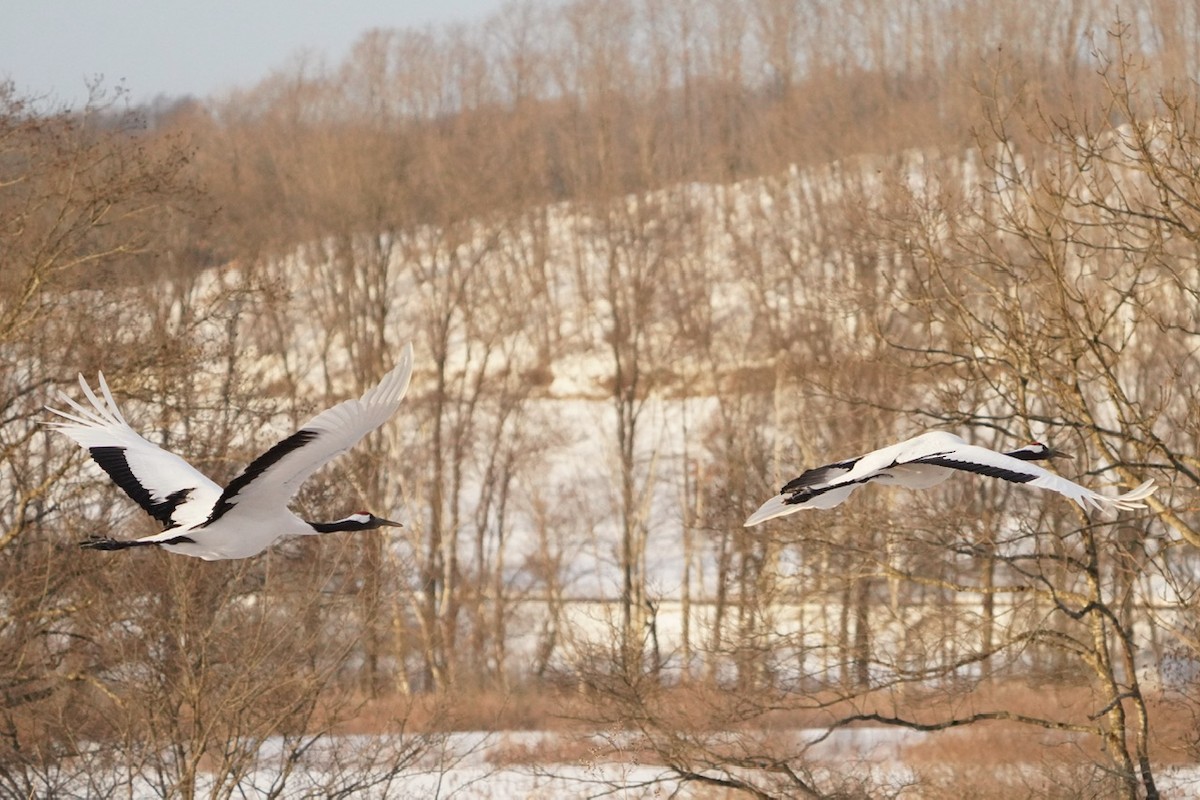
[376,517,403,528]
[1046,447,1071,460]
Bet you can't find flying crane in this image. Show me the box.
[745,430,1156,527]
[46,344,414,560]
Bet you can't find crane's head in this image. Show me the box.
[348,511,403,529]
[1009,442,1070,461]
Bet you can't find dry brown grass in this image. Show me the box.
[309,679,1199,796]
[325,686,591,735]
[334,680,1197,743]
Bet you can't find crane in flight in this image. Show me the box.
[46,344,414,560]
[745,430,1156,527]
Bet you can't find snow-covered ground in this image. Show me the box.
[61,729,1200,798]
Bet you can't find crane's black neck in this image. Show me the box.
[1006,447,1048,462]
[306,513,399,534]
[307,518,372,534]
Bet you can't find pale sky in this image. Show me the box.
[2,1,514,108]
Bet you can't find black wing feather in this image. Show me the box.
[88,446,194,530]
[202,429,320,526]
[910,455,1036,484]
[780,457,859,494]
[784,472,885,505]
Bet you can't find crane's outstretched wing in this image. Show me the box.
[45,373,223,530]
[202,343,414,527]
[904,444,1156,512]
[779,457,859,494]
[744,483,861,525]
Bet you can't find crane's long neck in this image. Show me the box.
[304,513,400,535]
[307,519,360,534]
[1006,446,1048,461]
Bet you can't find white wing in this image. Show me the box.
[744,434,951,525]
[202,343,414,526]
[903,443,1156,512]
[45,373,223,529]
[744,484,860,525]
[834,431,966,484]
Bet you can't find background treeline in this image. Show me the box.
[3,0,1200,797]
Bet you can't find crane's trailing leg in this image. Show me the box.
[80,534,196,550]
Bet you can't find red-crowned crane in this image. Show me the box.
[45,344,414,560]
[746,430,1156,527]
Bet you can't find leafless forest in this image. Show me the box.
[4,0,1200,797]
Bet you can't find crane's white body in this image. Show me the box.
[46,344,413,560]
[746,430,1155,526]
